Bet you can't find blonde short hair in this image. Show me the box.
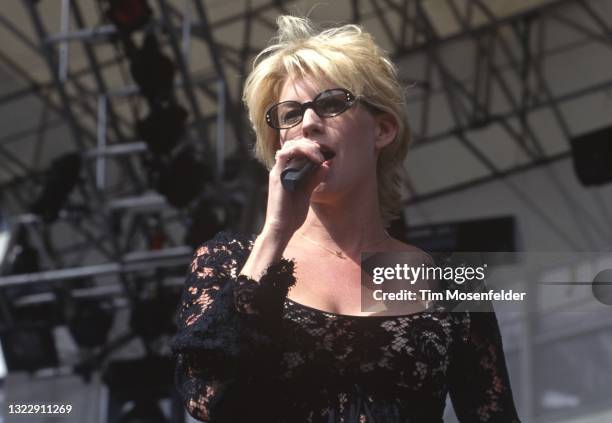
[242,15,410,224]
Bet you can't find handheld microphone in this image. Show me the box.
[280,150,334,192]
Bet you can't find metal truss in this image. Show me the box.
[389,0,612,251]
[1,5,612,420]
[0,0,611,302]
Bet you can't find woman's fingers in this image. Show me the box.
[264,139,326,235]
[274,139,325,167]
[303,160,330,194]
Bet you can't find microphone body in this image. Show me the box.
[280,151,334,192]
[280,157,317,192]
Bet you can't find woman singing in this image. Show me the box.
[172,15,521,422]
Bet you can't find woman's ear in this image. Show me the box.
[374,113,398,150]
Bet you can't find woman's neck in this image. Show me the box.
[299,190,389,257]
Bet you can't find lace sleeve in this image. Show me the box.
[448,311,521,422]
[170,231,295,422]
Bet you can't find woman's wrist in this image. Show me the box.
[260,224,293,247]
[239,227,292,281]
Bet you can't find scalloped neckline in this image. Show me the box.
[284,298,435,319]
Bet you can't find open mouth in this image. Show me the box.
[320,146,336,161]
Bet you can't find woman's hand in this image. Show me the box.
[240,138,329,281]
[263,138,329,238]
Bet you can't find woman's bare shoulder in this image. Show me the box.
[385,238,434,264]
[387,238,421,252]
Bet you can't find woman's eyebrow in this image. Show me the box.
[280,94,307,102]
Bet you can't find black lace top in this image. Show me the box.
[171,232,521,422]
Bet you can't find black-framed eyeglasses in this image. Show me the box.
[265,88,357,130]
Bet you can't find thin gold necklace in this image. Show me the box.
[298,231,391,260]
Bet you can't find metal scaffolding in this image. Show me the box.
[0,0,610,278]
[0,0,608,288]
[1,1,612,418]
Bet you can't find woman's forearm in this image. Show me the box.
[240,228,291,281]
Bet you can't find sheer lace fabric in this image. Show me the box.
[172,232,521,422]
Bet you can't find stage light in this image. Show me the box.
[129,33,175,104]
[137,102,188,155]
[184,202,225,248]
[0,282,63,373]
[66,299,114,349]
[570,126,612,186]
[3,226,39,276]
[154,149,210,208]
[129,287,180,342]
[0,221,63,373]
[106,0,152,34]
[147,218,166,250]
[0,325,59,372]
[30,152,81,223]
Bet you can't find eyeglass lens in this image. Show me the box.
[269,89,353,129]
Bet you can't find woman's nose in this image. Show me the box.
[301,108,324,138]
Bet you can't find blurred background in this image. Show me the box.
[1,0,612,422]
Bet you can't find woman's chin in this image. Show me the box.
[311,184,327,198]
[310,183,334,202]
[310,181,345,205]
